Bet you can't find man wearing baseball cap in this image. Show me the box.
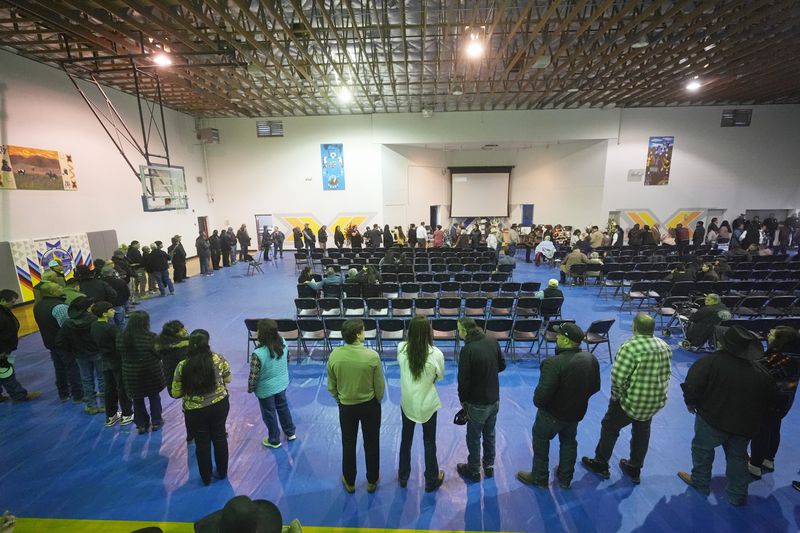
[517,322,600,489]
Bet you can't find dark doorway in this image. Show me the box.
[197,216,209,238]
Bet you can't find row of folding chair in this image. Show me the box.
[294,296,565,321]
[245,317,615,363]
[719,317,800,339]
[297,281,541,299]
[602,276,799,300]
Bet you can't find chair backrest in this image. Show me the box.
[586,319,615,337]
[275,319,300,339]
[485,318,513,339]
[415,297,437,316]
[516,297,541,316]
[366,297,389,311]
[502,282,521,294]
[540,297,564,316]
[244,318,260,336]
[520,281,541,293]
[296,318,325,338]
[431,318,458,338]
[294,298,319,314]
[437,297,462,315]
[379,318,406,337]
[318,297,341,313]
[342,283,362,298]
[513,318,543,334]
[324,318,346,338]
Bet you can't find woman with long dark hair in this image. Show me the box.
[748,326,800,478]
[117,310,166,434]
[383,224,394,248]
[172,330,231,485]
[334,225,345,250]
[396,316,445,491]
[248,319,296,448]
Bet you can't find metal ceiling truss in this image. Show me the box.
[0,0,797,118]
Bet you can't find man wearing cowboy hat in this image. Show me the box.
[194,495,302,533]
[678,325,776,506]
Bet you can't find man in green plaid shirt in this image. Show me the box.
[582,313,672,483]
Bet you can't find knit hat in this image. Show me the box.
[548,279,559,288]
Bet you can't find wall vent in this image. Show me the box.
[256,121,284,137]
[721,109,752,127]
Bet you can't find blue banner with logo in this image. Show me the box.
[321,143,345,191]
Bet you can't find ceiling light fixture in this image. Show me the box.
[703,43,716,52]
[451,84,464,96]
[686,80,702,92]
[152,53,172,67]
[337,86,353,104]
[630,35,650,49]
[466,32,484,59]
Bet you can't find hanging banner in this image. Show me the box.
[8,235,93,302]
[644,136,674,186]
[321,143,345,191]
[0,144,78,190]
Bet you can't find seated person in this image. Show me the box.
[712,258,731,280]
[307,267,342,297]
[757,243,773,256]
[560,246,589,284]
[497,250,516,266]
[697,263,720,282]
[586,252,604,278]
[534,278,564,300]
[297,266,314,285]
[665,264,693,282]
[534,236,556,266]
[680,293,731,350]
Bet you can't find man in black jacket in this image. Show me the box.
[456,317,506,481]
[126,241,147,299]
[100,266,130,328]
[74,265,117,304]
[678,326,776,506]
[149,241,174,296]
[303,223,316,251]
[0,289,42,402]
[517,323,600,489]
[56,297,104,414]
[33,282,82,402]
[209,230,222,270]
[168,235,187,282]
[219,229,231,267]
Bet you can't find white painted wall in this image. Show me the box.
[0,50,211,249]
[602,106,800,224]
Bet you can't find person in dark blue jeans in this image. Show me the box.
[248,319,296,448]
[456,317,506,481]
[679,326,776,506]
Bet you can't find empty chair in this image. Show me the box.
[342,283,362,298]
[275,319,304,358]
[584,319,616,362]
[464,297,488,318]
[414,297,437,317]
[454,272,472,282]
[515,297,541,318]
[762,296,796,316]
[437,297,462,317]
[416,273,434,283]
[461,282,481,297]
[484,318,513,351]
[510,318,543,361]
[480,282,500,297]
[440,281,460,297]
[540,297,564,321]
[342,297,366,317]
[620,281,653,313]
[361,318,379,349]
[296,318,326,354]
[539,319,577,358]
[400,282,420,298]
[433,273,451,282]
[420,282,441,297]
[381,273,399,283]
[598,271,625,298]
[398,273,416,283]
[735,296,769,317]
[520,281,542,295]
[323,317,347,350]
[472,272,491,282]
[318,297,342,317]
[377,318,406,353]
[297,283,318,299]
[294,252,308,271]
[294,298,319,317]
[366,297,390,317]
[490,272,510,283]
[489,296,515,317]
[391,298,414,317]
[244,318,261,354]
[381,282,400,299]
[501,282,521,294]
[431,318,460,356]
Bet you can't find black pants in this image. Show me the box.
[239,246,248,261]
[273,241,283,258]
[185,396,230,485]
[750,414,783,466]
[172,260,187,282]
[50,349,82,400]
[524,245,532,262]
[339,398,381,485]
[211,251,221,269]
[593,399,652,470]
[221,250,230,267]
[398,409,438,486]
[103,368,132,418]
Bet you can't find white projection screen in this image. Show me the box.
[450,168,511,217]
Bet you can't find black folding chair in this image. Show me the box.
[584,319,616,362]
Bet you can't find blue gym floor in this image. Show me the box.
[1,255,798,532]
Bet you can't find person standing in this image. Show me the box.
[327,319,385,493]
[172,330,231,486]
[416,222,428,250]
[117,310,166,434]
[407,224,417,250]
[209,230,222,270]
[748,326,800,478]
[334,226,345,250]
[33,282,82,402]
[195,231,212,276]
[582,314,672,484]
[150,241,174,296]
[517,323,599,489]
[249,319,296,449]
[219,228,231,267]
[0,289,42,402]
[692,221,706,247]
[317,225,328,252]
[168,235,187,283]
[383,224,394,249]
[156,320,191,442]
[397,316,445,491]
[272,227,285,258]
[237,224,251,261]
[126,241,147,300]
[226,227,238,265]
[90,302,133,427]
[292,227,304,251]
[303,223,316,251]
[55,297,105,415]
[100,266,129,329]
[456,317,506,481]
[432,225,444,248]
[678,326,776,506]
[260,228,273,261]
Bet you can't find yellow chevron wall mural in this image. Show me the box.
[276,213,376,235]
[619,208,708,235]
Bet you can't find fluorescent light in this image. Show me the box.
[337,86,353,104]
[152,53,172,67]
[686,80,701,92]
[631,36,649,49]
[567,88,579,93]
[466,39,484,59]
[704,43,716,51]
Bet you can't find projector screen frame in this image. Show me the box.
[448,166,514,218]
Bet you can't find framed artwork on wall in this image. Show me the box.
[321,143,345,191]
[644,136,674,186]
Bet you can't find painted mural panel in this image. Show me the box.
[321,143,345,191]
[0,144,78,190]
[644,136,674,186]
[9,235,93,302]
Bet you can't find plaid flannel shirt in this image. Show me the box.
[611,334,672,421]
